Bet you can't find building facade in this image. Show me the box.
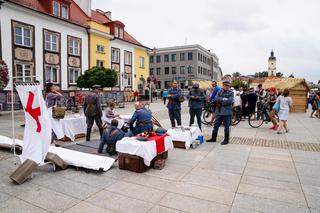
[0,0,89,91]
[149,45,221,89]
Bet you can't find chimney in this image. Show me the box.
[74,0,92,17]
[105,11,112,19]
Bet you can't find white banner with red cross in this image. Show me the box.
[16,83,52,164]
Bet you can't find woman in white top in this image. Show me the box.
[277,88,293,134]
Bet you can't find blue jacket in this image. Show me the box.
[101,127,125,145]
[129,107,153,131]
[210,85,221,102]
[187,89,205,109]
[214,89,234,116]
[167,88,182,110]
[162,90,168,97]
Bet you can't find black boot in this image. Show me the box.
[99,128,104,138]
[206,131,217,142]
[171,121,176,128]
[221,133,229,145]
[86,128,91,141]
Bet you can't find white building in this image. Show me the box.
[0,0,89,90]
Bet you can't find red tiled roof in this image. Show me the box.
[91,10,112,24]
[123,31,142,46]
[8,0,89,27]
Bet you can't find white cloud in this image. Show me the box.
[92,0,320,82]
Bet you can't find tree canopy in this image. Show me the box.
[77,66,117,89]
[231,80,248,90]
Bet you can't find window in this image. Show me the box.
[180,66,185,74]
[150,56,154,63]
[164,55,169,62]
[62,5,69,19]
[52,1,60,16]
[171,54,176,62]
[150,68,154,75]
[16,63,32,82]
[139,56,145,68]
[164,67,169,75]
[114,27,119,37]
[156,55,161,63]
[45,66,58,83]
[111,48,120,63]
[156,67,161,75]
[198,53,201,60]
[198,66,200,74]
[172,67,176,75]
[68,37,80,55]
[96,60,104,67]
[15,25,31,47]
[119,28,124,39]
[124,51,132,65]
[96,45,104,53]
[69,68,80,84]
[188,52,193,60]
[45,31,58,52]
[187,66,193,74]
[180,53,185,61]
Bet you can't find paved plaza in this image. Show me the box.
[0,101,320,213]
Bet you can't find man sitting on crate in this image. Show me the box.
[98,119,125,155]
[129,102,153,135]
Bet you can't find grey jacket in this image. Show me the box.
[83,92,102,117]
[214,90,234,116]
[187,89,205,109]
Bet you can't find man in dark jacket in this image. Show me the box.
[187,83,204,130]
[247,88,258,115]
[84,85,103,141]
[129,102,153,135]
[98,119,125,155]
[167,80,182,127]
[207,80,234,145]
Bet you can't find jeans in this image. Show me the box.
[163,97,167,105]
[189,108,202,130]
[168,109,181,127]
[213,115,232,135]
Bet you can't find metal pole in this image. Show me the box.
[11,79,16,164]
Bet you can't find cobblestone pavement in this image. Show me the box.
[0,101,319,213]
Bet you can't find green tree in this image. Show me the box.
[77,66,117,89]
[231,80,248,90]
[277,72,284,78]
[232,72,241,77]
[254,71,268,78]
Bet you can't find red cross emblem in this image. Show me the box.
[25,91,41,133]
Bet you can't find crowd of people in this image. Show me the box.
[43,79,320,155]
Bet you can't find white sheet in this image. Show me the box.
[60,116,87,141]
[116,136,173,166]
[167,126,202,149]
[0,135,23,148]
[48,146,115,171]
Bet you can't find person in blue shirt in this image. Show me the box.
[162,89,168,105]
[209,81,221,124]
[207,80,234,145]
[129,102,153,135]
[167,80,182,127]
[98,119,125,155]
[187,83,205,130]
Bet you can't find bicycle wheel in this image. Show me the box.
[232,114,241,126]
[202,110,212,125]
[248,111,265,128]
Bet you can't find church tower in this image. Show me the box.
[268,50,277,76]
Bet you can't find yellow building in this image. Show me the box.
[88,9,150,91]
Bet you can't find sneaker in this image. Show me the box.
[285,129,289,133]
[277,131,282,134]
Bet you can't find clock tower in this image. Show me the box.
[268,50,277,77]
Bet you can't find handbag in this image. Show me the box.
[272,99,280,113]
[52,106,65,119]
[178,96,185,103]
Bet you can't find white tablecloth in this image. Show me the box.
[102,114,132,129]
[53,115,87,141]
[167,126,202,149]
[116,135,173,166]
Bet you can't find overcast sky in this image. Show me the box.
[92,0,320,82]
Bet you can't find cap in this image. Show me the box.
[222,80,231,85]
[192,83,200,89]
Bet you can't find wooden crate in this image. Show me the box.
[173,140,186,149]
[118,151,168,173]
[60,133,85,141]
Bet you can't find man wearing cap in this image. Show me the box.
[83,85,103,141]
[207,80,234,145]
[129,101,153,135]
[167,80,182,127]
[187,83,205,130]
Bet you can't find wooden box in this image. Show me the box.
[173,140,186,149]
[118,151,168,173]
[10,159,38,184]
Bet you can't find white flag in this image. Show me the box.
[16,84,52,164]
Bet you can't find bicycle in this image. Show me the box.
[248,101,279,128]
